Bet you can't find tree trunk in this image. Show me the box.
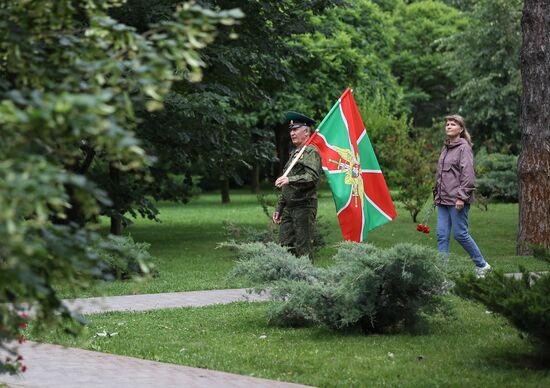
[517,0,550,254]
[110,215,123,236]
[275,124,290,176]
[109,163,123,235]
[251,163,260,193]
[221,177,230,204]
[65,185,85,226]
[56,146,96,226]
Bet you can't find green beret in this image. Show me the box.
[285,111,315,128]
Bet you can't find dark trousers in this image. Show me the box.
[279,206,317,261]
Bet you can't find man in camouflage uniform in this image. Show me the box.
[272,111,322,261]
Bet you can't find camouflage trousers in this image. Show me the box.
[279,206,317,262]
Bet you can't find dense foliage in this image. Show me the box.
[390,0,465,128]
[228,241,449,333]
[282,0,399,115]
[25,0,523,212]
[394,136,437,222]
[110,0,341,205]
[0,0,238,369]
[442,0,522,151]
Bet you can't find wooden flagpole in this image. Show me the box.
[281,130,319,178]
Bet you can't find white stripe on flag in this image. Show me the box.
[357,129,367,145]
[360,196,365,242]
[364,193,393,221]
[337,189,353,216]
[362,169,382,174]
[338,103,354,152]
[323,167,346,174]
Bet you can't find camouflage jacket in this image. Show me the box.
[276,144,322,212]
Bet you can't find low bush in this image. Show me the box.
[227,241,449,333]
[394,138,437,223]
[454,269,550,356]
[92,235,157,280]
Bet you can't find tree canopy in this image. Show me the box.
[390,0,465,127]
[443,0,522,151]
[0,0,240,358]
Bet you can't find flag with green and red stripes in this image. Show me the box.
[308,88,397,241]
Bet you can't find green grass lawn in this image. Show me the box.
[39,190,550,386]
[60,189,548,298]
[34,297,549,387]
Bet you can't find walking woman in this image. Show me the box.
[434,115,491,278]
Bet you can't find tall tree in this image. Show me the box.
[0,0,236,365]
[517,0,550,254]
[113,0,340,205]
[390,0,465,128]
[443,0,522,151]
[191,0,343,202]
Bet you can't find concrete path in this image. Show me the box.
[63,288,270,315]
[0,341,311,388]
[1,288,302,388]
[505,271,548,281]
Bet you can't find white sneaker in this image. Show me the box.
[475,263,492,279]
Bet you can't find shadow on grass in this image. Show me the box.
[485,345,550,370]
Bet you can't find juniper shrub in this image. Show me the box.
[454,268,550,356]
[228,241,449,333]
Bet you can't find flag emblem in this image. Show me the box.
[328,146,364,208]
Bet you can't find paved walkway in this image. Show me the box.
[505,271,548,281]
[0,342,310,388]
[63,288,270,315]
[1,288,307,388]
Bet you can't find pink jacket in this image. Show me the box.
[434,138,476,205]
